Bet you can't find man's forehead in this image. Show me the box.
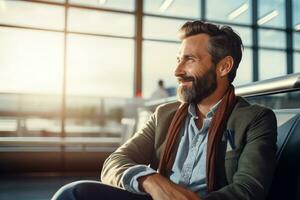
[177,34,210,56]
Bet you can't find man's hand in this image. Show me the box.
[138,173,201,200]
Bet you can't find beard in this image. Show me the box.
[177,66,217,104]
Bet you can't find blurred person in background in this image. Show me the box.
[150,79,169,100]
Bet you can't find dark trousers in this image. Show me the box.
[51,180,153,200]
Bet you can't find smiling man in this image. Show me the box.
[52,21,277,200]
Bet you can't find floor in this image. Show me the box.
[0,173,99,200]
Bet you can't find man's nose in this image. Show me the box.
[174,61,186,77]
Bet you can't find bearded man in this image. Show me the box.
[52,21,277,200]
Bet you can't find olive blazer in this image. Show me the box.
[101,97,277,200]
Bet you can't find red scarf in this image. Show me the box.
[158,85,237,193]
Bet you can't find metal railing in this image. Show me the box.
[235,72,300,97]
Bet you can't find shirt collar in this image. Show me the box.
[188,99,222,119]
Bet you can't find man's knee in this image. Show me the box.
[51,181,93,200]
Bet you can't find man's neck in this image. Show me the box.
[196,86,228,117]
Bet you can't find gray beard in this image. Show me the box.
[177,68,217,104]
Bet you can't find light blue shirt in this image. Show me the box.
[121,103,220,197]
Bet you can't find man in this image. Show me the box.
[52,21,277,200]
[150,80,169,100]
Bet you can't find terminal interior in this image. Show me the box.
[0,0,300,199]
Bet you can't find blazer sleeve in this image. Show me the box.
[101,110,157,188]
[204,108,278,200]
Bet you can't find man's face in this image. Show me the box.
[175,34,217,104]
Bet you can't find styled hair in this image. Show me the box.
[179,20,244,83]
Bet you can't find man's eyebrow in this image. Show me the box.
[177,54,200,62]
[180,54,198,59]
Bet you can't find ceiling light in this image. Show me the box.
[228,3,249,20]
[159,0,174,12]
[295,23,300,31]
[257,10,279,25]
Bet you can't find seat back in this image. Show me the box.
[267,110,300,200]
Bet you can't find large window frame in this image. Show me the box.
[0,0,299,138]
[0,0,137,139]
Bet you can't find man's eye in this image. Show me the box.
[187,57,194,62]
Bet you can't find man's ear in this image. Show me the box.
[216,56,234,77]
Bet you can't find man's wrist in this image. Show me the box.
[137,172,157,193]
[121,165,156,194]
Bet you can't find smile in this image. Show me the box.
[179,80,193,87]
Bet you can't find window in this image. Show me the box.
[258,0,285,28]
[0,27,64,94]
[294,52,300,73]
[65,4,135,139]
[68,8,135,37]
[233,48,253,85]
[0,27,63,137]
[293,0,300,30]
[0,0,65,30]
[0,0,299,141]
[207,0,252,24]
[69,0,135,12]
[0,0,136,140]
[142,41,180,98]
[259,29,286,49]
[294,32,300,50]
[0,93,62,137]
[143,16,185,41]
[143,0,200,18]
[65,96,127,138]
[231,25,252,46]
[66,34,134,98]
[259,50,286,80]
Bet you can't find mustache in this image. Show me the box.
[177,75,195,82]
